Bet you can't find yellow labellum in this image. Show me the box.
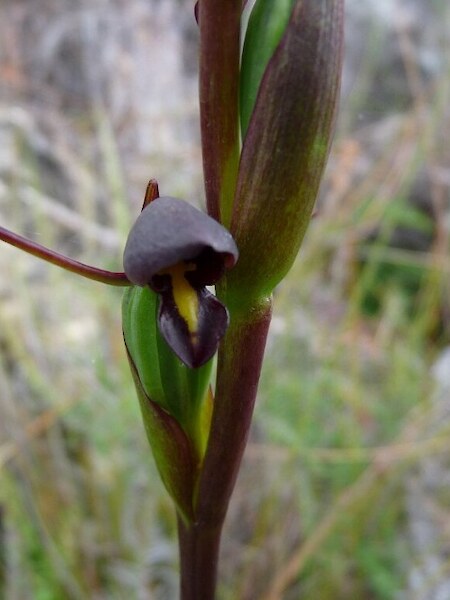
[160,262,199,335]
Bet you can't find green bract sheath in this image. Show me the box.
[127,350,197,523]
[229,0,344,305]
[122,286,214,521]
[122,286,212,425]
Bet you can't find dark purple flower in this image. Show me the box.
[123,197,238,368]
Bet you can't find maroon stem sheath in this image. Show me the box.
[198,0,241,225]
[197,297,273,526]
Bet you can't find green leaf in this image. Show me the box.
[240,0,296,138]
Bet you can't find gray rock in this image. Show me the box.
[405,347,450,600]
[343,0,449,125]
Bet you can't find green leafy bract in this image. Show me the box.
[240,0,296,138]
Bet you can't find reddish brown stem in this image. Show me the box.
[196,296,272,526]
[177,517,222,600]
[198,0,241,225]
[0,226,130,286]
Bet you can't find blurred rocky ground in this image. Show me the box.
[0,0,449,597]
[403,348,450,600]
[0,0,202,236]
[0,0,448,250]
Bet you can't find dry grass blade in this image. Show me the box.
[0,397,80,471]
[262,400,450,599]
[263,466,382,600]
[248,429,450,464]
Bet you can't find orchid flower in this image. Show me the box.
[123,196,238,368]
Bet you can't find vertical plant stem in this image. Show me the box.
[177,296,272,599]
[178,517,222,600]
[196,296,273,527]
[198,0,241,225]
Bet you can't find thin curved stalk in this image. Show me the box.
[0,226,130,286]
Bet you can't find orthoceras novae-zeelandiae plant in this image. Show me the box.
[0,1,344,598]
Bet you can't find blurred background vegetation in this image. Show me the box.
[0,1,449,598]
